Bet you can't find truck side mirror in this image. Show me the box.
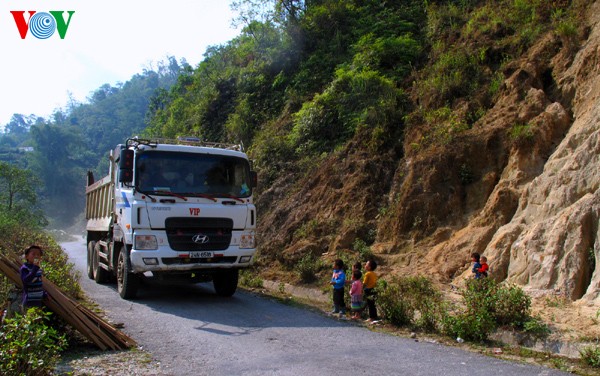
[87,171,95,186]
[119,149,134,183]
[249,171,258,188]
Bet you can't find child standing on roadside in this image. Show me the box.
[363,259,379,322]
[20,245,46,309]
[478,256,489,278]
[471,252,482,279]
[346,261,362,286]
[350,269,364,320]
[330,259,346,319]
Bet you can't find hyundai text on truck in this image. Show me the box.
[85,137,257,299]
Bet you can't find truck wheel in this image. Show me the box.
[93,243,111,284]
[117,248,139,299]
[87,241,96,279]
[213,269,239,297]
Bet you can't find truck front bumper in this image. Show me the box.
[130,246,255,273]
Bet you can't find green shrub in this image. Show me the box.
[416,50,483,108]
[462,277,497,315]
[555,18,577,40]
[511,0,539,24]
[352,239,374,262]
[426,2,467,41]
[463,278,532,327]
[580,345,600,368]
[451,278,533,341]
[376,279,413,326]
[0,308,66,376]
[419,106,470,146]
[403,277,445,331]
[377,276,445,331]
[295,254,322,283]
[442,310,496,342]
[249,120,297,186]
[289,68,401,156]
[493,283,531,327]
[465,4,503,39]
[463,278,533,329]
[239,269,263,289]
[352,34,421,80]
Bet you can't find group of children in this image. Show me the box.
[471,252,489,279]
[330,258,378,322]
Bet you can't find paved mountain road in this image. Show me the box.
[62,238,565,376]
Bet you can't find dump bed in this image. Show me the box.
[85,173,114,232]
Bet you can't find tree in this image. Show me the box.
[0,161,46,227]
[5,114,34,135]
[231,0,277,28]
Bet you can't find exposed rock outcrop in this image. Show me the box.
[485,4,600,300]
[431,2,600,301]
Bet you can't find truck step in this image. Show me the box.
[96,240,110,262]
[98,251,109,262]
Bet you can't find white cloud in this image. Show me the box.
[0,0,241,125]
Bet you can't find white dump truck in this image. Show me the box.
[85,137,257,299]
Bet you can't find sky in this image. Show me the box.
[0,0,242,127]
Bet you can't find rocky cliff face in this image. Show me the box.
[397,1,600,302]
[257,2,600,303]
[486,2,600,302]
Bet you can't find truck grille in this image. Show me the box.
[165,217,233,251]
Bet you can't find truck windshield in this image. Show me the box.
[135,151,253,198]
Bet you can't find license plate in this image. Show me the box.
[190,251,213,258]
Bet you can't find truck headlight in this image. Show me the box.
[240,234,255,249]
[135,235,158,250]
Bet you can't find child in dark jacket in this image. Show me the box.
[471,252,482,279]
[330,259,346,319]
[20,245,46,309]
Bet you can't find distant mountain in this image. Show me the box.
[0,56,190,227]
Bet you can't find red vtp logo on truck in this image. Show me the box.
[10,11,75,39]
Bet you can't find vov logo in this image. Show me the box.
[10,11,75,40]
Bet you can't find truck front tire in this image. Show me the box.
[117,247,139,299]
[213,269,239,297]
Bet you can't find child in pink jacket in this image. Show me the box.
[350,269,364,319]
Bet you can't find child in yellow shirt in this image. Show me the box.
[362,260,378,322]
